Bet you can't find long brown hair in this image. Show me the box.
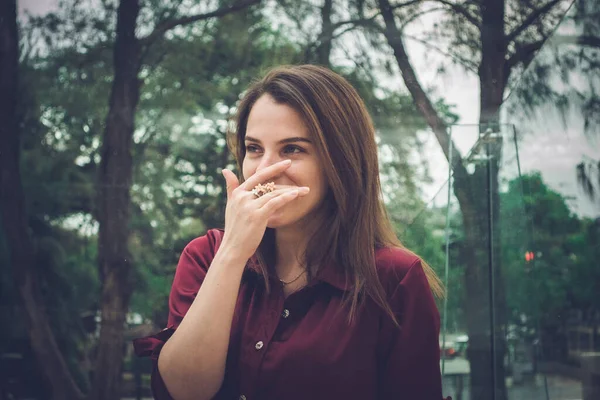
[228,65,444,324]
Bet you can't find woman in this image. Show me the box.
[134,65,449,400]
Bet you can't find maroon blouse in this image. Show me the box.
[133,229,449,400]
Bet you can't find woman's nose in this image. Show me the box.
[256,152,284,173]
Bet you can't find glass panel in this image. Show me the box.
[499,0,600,399]
[400,123,557,400]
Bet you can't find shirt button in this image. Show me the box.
[282,309,290,318]
[239,395,247,400]
[255,341,264,350]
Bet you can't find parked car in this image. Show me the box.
[440,334,469,359]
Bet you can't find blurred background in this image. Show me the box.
[1,0,599,399]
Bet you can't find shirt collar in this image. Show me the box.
[315,260,352,292]
[245,256,352,292]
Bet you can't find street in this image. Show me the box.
[442,358,582,400]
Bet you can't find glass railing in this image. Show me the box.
[400,115,599,399]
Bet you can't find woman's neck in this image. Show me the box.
[274,227,307,275]
[273,210,324,278]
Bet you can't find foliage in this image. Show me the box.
[577,159,600,203]
[393,199,466,332]
[393,170,600,338]
[506,0,600,132]
[501,172,599,337]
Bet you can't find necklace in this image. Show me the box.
[279,269,306,285]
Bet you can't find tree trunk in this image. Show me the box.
[466,1,508,399]
[461,162,507,400]
[89,2,262,398]
[377,0,509,399]
[0,1,84,399]
[316,0,334,66]
[90,0,141,399]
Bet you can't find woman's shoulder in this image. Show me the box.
[374,247,438,315]
[178,228,225,268]
[183,228,225,253]
[374,246,423,289]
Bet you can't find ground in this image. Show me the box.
[442,356,582,400]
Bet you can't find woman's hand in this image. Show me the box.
[220,159,310,261]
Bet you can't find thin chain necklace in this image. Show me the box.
[279,269,306,285]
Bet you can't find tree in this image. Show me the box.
[366,0,588,398]
[93,1,263,399]
[13,2,309,395]
[501,0,600,208]
[501,173,579,330]
[500,173,600,362]
[0,0,85,398]
[10,0,262,398]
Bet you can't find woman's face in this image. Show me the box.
[242,94,328,230]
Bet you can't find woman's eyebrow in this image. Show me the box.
[245,136,312,145]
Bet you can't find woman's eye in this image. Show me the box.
[283,145,303,154]
[245,145,261,153]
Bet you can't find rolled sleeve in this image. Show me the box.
[133,328,176,399]
[132,229,223,400]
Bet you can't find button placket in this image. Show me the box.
[240,285,285,400]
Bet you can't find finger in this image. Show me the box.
[259,189,301,215]
[253,186,310,207]
[240,159,292,191]
[222,169,240,198]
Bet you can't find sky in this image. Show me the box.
[501,3,600,219]
[18,0,599,219]
[19,0,54,15]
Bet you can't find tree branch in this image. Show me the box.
[332,15,380,31]
[331,1,423,32]
[506,33,600,81]
[506,39,546,71]
[399,6,445,30]
[393,0,423,7]
[377,0,466,175]
[553,34,600,48]
[431,0,480,29]
[404,33,478,73]
[330,22,368,41]
[506,0,562,43]
[275,0,316,44]
[337,4,465,68]
[507,33,600,73]
[140,0,261,47]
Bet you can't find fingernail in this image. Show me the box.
[299,187,310,195]
[282,159,291,164]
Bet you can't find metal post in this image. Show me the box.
[486,124,498,400]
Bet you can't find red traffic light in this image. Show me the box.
[525,251,535,262]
